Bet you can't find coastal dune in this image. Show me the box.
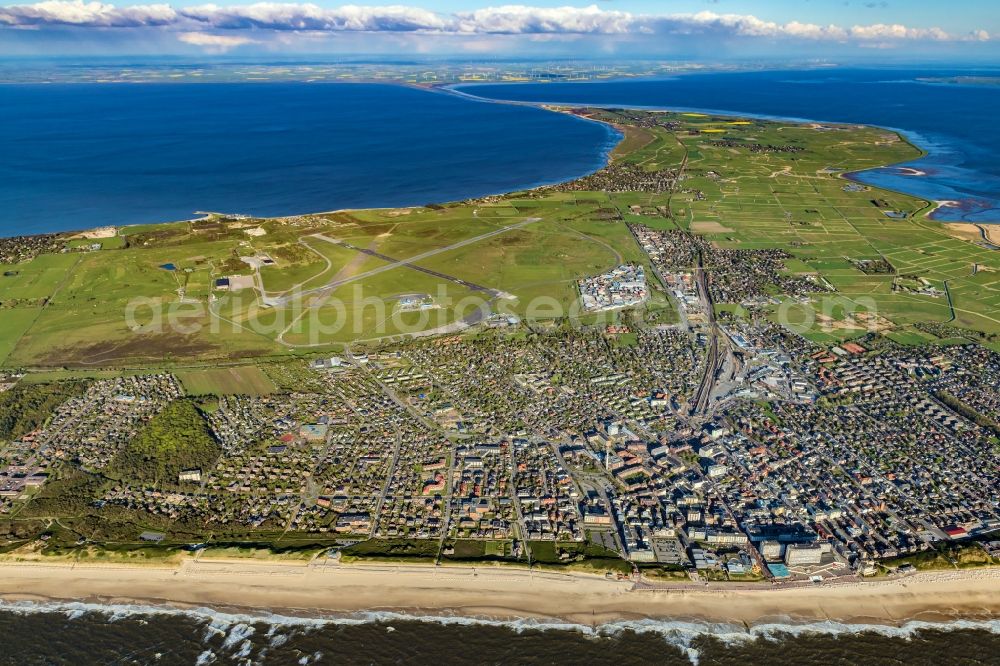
[1,560,998,627]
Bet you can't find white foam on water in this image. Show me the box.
[267,627,289,649]
[202,616,230,643]
[194,649,216,665]
[0,599,997,665]
[220,623,255,651]
[232,639,253,659]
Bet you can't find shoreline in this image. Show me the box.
[7,84,998,242]
[0,558,998,629]
[7,81,991,241]
[449,83,1000,226]
[0,84,624,241]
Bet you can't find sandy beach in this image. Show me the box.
[0,558,998,627]
[981,224,1000,245]
[942,220,1000,245]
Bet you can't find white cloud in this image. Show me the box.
[671,10,783,38]
[646,11,947,42]
[177,30,256,51]
[0,0,175,27]
[848,23,950,41]
[452,4,632,34]
[178,3,447,32]
[0,1,990,48]
[782,21,848,41]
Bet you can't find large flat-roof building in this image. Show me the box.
[785,543,825,566]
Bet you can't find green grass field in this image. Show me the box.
[0,253,81,302]
[0,307,43,364]
[176,365,278,396]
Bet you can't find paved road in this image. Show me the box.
[267,216,540,307]
[320,237,502,297]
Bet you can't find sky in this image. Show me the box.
[0,0,997,60]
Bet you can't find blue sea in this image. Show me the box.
[0,601,997,666]
[0,82,617,236]
[2,69,999,238]
[462,69,1000,223]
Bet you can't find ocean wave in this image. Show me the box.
[194,649,216,666]
[597,617,1000,664]
[0,599,998,665]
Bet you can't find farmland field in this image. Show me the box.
[576,107,1000,341]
